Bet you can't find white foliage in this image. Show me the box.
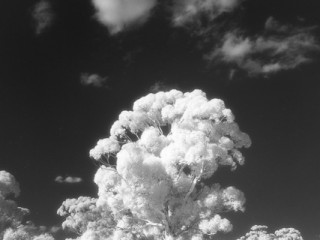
[198,214,232,235]
[1,212,54,240]
[90,137,120,161]
[238,225,303,240]
[139,127,169,155]
[275,228,303,240]
[33,233,55,240]
[0,170,20,198]
[222,186,246,212]
[62,89,252,239]
[0,171,36,239]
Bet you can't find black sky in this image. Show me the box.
[1,0,320,239]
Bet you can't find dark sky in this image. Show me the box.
[1,0,320,239]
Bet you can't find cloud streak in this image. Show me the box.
[55,176,82,184]
[149,81,180,93]
[91,0,157,34]
[209,17,320,75]
[172,0,242,27]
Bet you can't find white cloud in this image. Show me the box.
[32,0,55,35]
[80,73,108,88]
[55,176,82,184]
[219,34,251,60]
[91,0,157,34]
[210,17,320,75]
[172,0,241,27]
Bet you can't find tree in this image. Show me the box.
[0,170,29,238]
[58,89,252,239]
[0,170,54,240]
[237,225,303,240]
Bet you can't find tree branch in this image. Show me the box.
[183,162,204,202]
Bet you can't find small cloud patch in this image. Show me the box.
[80,73,109,88]
[172,0,242,27]
[55,176,82,184]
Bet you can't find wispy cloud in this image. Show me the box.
[209,17,320,75]
[32,0,55,35]
[91,0,157,34]
[149,81,179,93]
[54,176,82,184]
[87,0,319,78]
[80,73,109,88]
[171,0,242,27]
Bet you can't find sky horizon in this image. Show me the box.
[1,0,320,239]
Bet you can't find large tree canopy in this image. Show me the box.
[59,89,252,239]
[1,89,304,240]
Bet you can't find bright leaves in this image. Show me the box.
[64,89,251,239]
[1,89,306,239]
[0,171,55,240]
